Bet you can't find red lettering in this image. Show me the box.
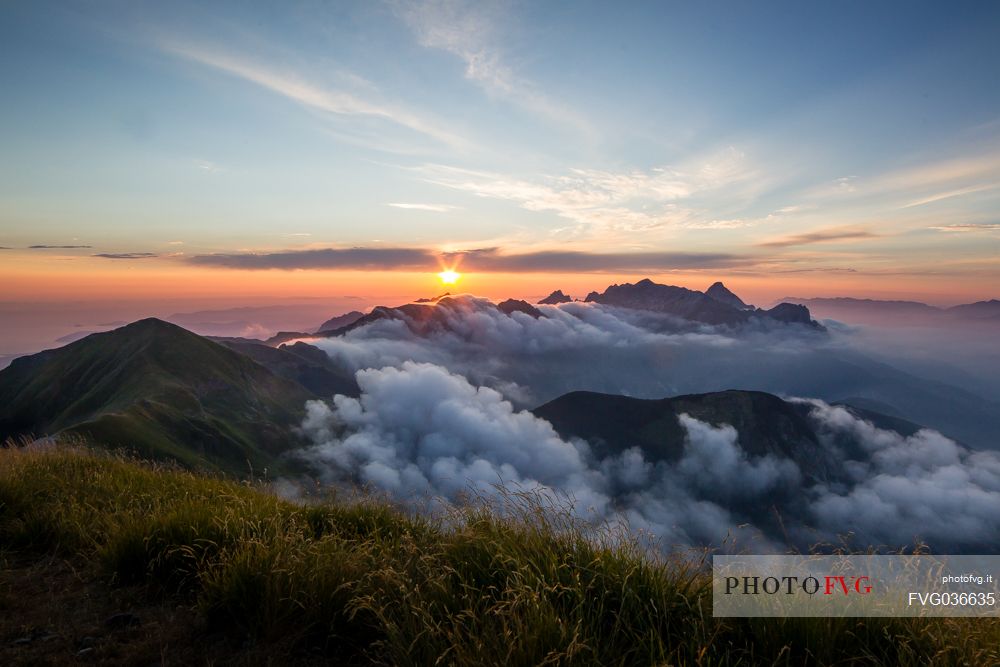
[823,576,848,595]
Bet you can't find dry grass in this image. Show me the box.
[1,445,998,666]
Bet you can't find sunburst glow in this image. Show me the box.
[438,270,461,285]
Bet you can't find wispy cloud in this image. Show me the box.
[93,252,158,259]
[809,152,1000,208]
[687,205,809,232]
[901,183,999,208]
[29,245,92,249]
[877,153,1000,192]
[757,226,879,248]
[160,40,469,150]
[415,149,757,236]
[929,223,1000,233]
[195,159,223,173]
[683,219,754,230]
[188,245,750,272]
[387,202,461,212]
[396,0,592,134]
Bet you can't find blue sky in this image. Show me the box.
[1,0,999,301]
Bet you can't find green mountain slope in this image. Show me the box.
[0,318,315,473]
[215,339,360,398]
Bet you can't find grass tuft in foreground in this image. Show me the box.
[1,445,997,665]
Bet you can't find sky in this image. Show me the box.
[2,0,1000,321]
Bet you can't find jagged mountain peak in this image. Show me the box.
[584,278,820,329]
[705,282,751,310]
[538,290,572,305]
[498,299,543,318]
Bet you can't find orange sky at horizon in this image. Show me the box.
[2,252,995,308]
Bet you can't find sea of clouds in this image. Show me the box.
[308,296,829,408]
[291,297,1000,552]
[306,296,999,447]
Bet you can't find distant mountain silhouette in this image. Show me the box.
[0,319,314,473]
[778,296,1000,325]
[705,281,752,310]
[498,299,543,318]
[764,302,814,325]
[310,295,548,338]
[538,290,572,304]
[268,281,820,347]
[781,296,939,312]
[316,310,365,334]
[414,292,452,303]
[585,279,737,325]
[585,279,822,328]
[947,299,1000,321]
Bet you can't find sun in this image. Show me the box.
[438,270,461,285]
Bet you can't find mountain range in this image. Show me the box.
[3,277,998,478]
[0,315,856,479]
[0,314,927,480]
[780,296,1000,325]
[231,279,822,347]
[584,279,819,327]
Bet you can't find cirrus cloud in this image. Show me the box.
[159,39,470,151]
[929,223,1000,233]
[387,202,461,212]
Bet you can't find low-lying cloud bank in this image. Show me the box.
[297,362,1000,553]
[308,296,803,407]
[305,296,999,448]
[801,399,1000,549]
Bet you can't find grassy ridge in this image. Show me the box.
[0,319,316,475]
[1,446,997,666]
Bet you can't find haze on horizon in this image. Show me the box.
[2,1,999,342]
